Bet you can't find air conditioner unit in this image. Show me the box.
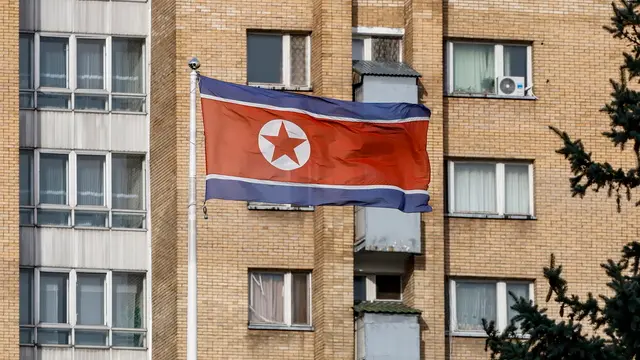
[496,76,525,97]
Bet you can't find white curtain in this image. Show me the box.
[40,273,67,323]
[453,43,494,93]
[506,283,530,328]
[505,165,530,215]
[77,39,104,90]
[39,154,67,205]
[112,39,143,94]
[20,270,32,325]
[249,273,284,324]
[455,281,496,331]
[112,155,143,210]
[77,155,104,206]
[76,274,104,325]
[113,274,144,329]
[19,151,32,206]
[454,163,496,213]
[40,37,67,88]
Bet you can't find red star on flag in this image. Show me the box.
[262,122,307,165]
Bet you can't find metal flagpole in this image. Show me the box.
[187,57,200,360]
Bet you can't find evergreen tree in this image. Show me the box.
[482,1,640,359]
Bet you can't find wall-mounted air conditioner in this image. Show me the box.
[496,76,525,97]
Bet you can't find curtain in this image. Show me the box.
[20,270,32,325]
[372,37,400,62]
[39,154,67,205]
[40,37,68,88]
[19,35,32,89]
[112,39,144,93]
[19,151,32,206]
[454,163,496,213]
[76,274,104,325]
[76,155,104,206]
[77,39,104,89]
[112,155,143,210]
[40,273,67,323]
[455,281,496,331]
[249,273,284,324]
[503,45,527,84]
[506,283,530,328]
[453,43,494,93]
[112,273,144,329]
[505,164,530,215]
[291,273,308,325]
[290,35,307,87]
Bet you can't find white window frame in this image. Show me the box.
[351,27,404,62]
[447,160,535,218]
[248,271,312,329]
[445,40,533,96]
[29,33,146,112]
[448,278,535,337]
[356,274,403,302]
[246,32,311,90]
[33,150,147,229]
[35,268,72,345]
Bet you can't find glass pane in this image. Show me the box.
[291,273,309,325]
[75,211,108,227]
[371,37,400,62]
[453,163,497,213]
[77,155,104,206]
[40,37,68,88]
[20,150,33,206]
[77,273,105,325]
[19,328,34,344]
[75,330,108,346]
[37,92,71,109]
[453,43,495,93]
[504,45,527,85]
[505,164,530,215]
[353,276,366,303]
[247,34,282,84]
[39,153,67,205]
[77,39,104,89]
[352,38,364,60]
[20,92,34,108]
[20,208,34,225]
[249,273,284,324]
[455,281,497,332]
[75,95,108,111]
[290,35,307,87]
[19,34,33,89]
[507,283,530,328]
[20,269,33,325]
[113,331,145,347]
[113,273,145,328]
[376,275,402,300]
[112,213,145,229]
[37,209,70,226]
[37,329,69,345]
[112,96,145,112]
[39,272,68,323]
[112,38,144,93]
[112,154,144,210]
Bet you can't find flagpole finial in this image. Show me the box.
[188,57,200,71]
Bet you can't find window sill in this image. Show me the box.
[111,110,147,116]
[248,324,314,332]
[446,330,531,339]
[446,213,536,220]
[247,83,313,92]
[36,108,72,112]
[445,93,538,101]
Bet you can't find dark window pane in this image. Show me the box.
[37,93,71,109]
[40,37,68,88]
[504,45,528,85]
[247,34,282,84]
[112,38,144,93]
[20,150,33,206]
[77,39,105,89]
[112,96,145,112]
[112,213,145,229]
[75,330,107,346]
[19,35,33,89]
[20,92,34,108]
[75,211,108,227]
[113,331,145,347]
[352,39,364,60]
[37,329,69,345]
[75,95,108,111]
[376,275,402,300]
[354,276,366,302]
[291,273,309,325]
[37,210,70,226]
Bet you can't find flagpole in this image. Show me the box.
[187,57,200,360]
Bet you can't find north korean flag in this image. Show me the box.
[199,75,432,213]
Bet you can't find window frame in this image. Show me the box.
[247,270,313,330]
[354,274,403,302]
[20,149,35,226]
[448,278,535,337]
[21,32,146,113]
[351,27,404,62]
[445,40,534,97]
[351,35,404,62]
[246,32,311,91]
[447,160,535,219]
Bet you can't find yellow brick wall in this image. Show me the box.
[0,0,21,355]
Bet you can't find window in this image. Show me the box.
[248,271,311,328]
[446,41,532,96]
[20,269,146,347]
[19,34,145,111]
[20,150,34,225]
[352,35,402,62]
[29,151,146,228]
[447,160,534,218]
[449,279,534,335]
[246,32,310,89]
[353,274,403,303]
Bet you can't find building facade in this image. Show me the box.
[0,0,636,359]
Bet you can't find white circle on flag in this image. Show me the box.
[258,119,311,171]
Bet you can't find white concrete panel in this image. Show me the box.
[110,230,147,270]
[75,0,109,34]
[19,227,36,266]
[75,112,110,150]
[75,349,109,360]
[36,0,73,32]
[112,350,148,360]
[19,346,35,360]
[19,0,36,31]
[111,1,148,36]
[37,347,72,360]
[37,227,74,267]
[37,111,74,149]
[76,229,110,269]
[20,110,37,148]
[111,114,147,152]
